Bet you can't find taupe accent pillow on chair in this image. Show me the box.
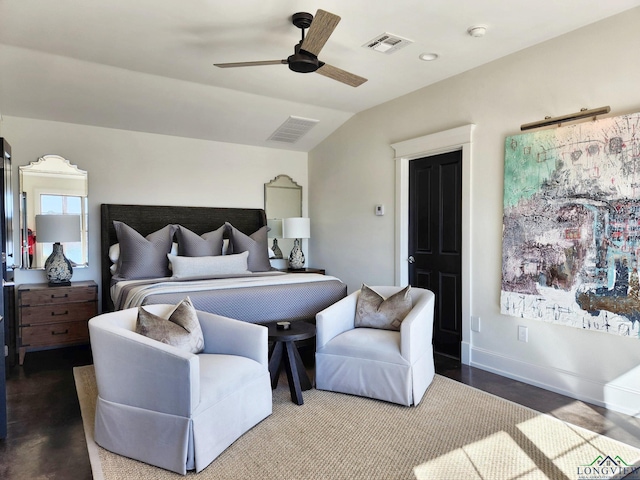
[355,284,413,330]
[136,296,205,354]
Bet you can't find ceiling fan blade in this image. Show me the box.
[300,9,340,56]
[214,60,287,68]
[317,64,367,87]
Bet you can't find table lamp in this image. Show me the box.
[35,214,81,286]
[282,217,310,270]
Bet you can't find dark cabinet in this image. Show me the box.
[0,137,12,439]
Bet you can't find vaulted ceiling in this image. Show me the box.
[1,1,639,151]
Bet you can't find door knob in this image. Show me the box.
[408,256,415,264]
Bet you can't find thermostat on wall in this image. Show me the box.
[375,204,385,216]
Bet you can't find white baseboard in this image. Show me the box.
[461,341,471,365]
[469,346,640,418]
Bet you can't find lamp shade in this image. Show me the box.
[267,218,283,238]
[35,214,81,243]
[282,217,310,239]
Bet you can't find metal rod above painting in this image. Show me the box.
[520,106,611,131]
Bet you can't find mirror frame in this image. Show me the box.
[19,155,88,270]
[264,175,302,267]
[264,174,302,219]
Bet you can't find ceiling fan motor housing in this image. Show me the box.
[289,12,318,73]
[288,43,320,73]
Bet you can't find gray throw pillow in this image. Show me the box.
[136,297,204,354]
[355,284,413,331]
[225,222,272,272]
[176,224,226,257]
[113,221,177,280]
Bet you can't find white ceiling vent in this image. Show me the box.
[363,33,413,54]
[268,116,319,144]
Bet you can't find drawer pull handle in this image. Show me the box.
[51,293,69,299]
[51,310,69,316]
[52,329,69,336]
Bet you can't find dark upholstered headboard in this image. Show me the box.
[100,204,267,312]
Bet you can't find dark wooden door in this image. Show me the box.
[0,138,9,438]
[409,150,462,358]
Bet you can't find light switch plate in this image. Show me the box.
[518,325,528,342]
[471,316,480,332]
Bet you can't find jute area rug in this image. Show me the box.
[74,365,640,479]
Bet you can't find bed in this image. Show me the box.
[100,204,347,322]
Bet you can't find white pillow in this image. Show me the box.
[108,243,120,263]
[167,251,250,279]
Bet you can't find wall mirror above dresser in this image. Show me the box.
[19,155,88,270]
[264,174,302,267]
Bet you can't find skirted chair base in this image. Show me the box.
[315,286,436,406]
[89,305,272,474]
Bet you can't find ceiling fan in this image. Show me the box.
[214,9,367,88]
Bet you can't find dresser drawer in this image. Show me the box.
[17,281,98,365]
[21,321,89,347]
[20,301,97,326]
[19,285,97,307]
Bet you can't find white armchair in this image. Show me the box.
[89,305,272,475]
[315,286,435,406]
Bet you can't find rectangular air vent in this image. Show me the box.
[363,33,413,54]
[268,116,319,144]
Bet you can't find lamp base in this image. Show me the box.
[48,280,72,287]
[44,243,74,286]
[271,238,283,259]
[288,239,306,269]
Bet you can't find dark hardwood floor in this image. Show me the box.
[1,345,93,480]
[1,347,639,479]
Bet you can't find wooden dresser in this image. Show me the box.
[18,280,98,365]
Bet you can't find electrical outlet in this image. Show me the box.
[518,325,528,342]
[471,316,481,332]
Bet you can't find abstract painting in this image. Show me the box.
[501,112,640,338]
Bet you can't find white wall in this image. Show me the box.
[309,8,640,415]
[1,116,308,302]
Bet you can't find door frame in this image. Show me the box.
[391,124,475,365]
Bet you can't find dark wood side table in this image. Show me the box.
[285,268,325,275]
[17,280,98,365]
[263,320,315,405]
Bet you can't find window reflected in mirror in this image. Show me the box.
[19,155,88,269]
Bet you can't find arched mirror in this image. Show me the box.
[19,155,88,269]
[264,175,302,266]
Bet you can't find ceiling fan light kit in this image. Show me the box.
[214,9,367,87]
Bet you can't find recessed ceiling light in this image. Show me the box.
[467,25,487,37]
[419,53,439,61]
